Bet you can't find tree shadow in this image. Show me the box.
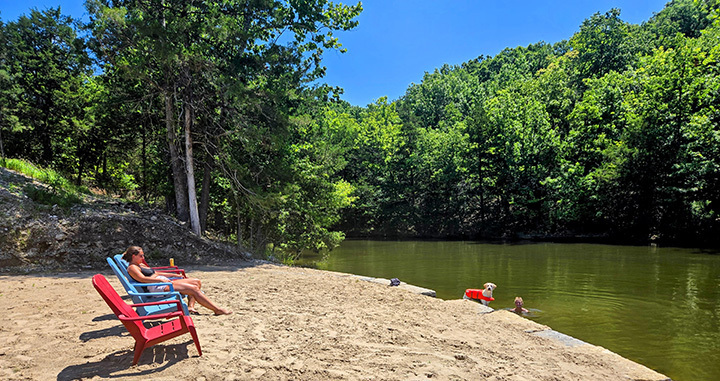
[57,341,196,380]
[1,260,262,278]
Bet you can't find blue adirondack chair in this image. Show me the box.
[105,257,189,316]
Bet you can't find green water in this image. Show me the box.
[308,240,720,381]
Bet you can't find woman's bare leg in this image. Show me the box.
[172,281,231,315]
[173,279,201,312]
[187,296,197,313]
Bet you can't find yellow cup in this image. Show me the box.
[170,258,175,267]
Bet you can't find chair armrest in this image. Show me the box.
[129,299,183,308]
[151,266,182,270]
[154,268,187,278]
[129,299,182,310]
[128,281,176,292]
[127,290,184,298]
[119,310,184,321]
[128,294,189,316]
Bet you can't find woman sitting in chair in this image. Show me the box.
[123,245,232,315]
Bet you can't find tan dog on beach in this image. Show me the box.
[481,282,496,306]
[463,282,497,305]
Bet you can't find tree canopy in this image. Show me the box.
[2,0,720,258]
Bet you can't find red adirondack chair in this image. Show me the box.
[92,274,202,365]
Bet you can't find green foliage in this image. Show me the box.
[23,184,81,208]
[4,158,84,208]
[643,0,719,49]
[3,158,90,196]
[82,0,362,252]
[331,0,720,245]
[570,9,638,80]
[1,8,91,168]
[2,0,720,252]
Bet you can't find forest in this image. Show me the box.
[1,0,719,261]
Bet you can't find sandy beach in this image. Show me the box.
[1,261,669,380]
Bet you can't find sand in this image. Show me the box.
[0,261,669,380]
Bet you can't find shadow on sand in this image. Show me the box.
[57,341,197,380]
[79,324,129,342]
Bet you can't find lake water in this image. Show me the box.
[305,240,720,381]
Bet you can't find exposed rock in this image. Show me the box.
[0,167,253,273]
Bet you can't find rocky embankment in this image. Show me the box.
[0,167,250,273]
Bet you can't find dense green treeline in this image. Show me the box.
[1,0,719,259]
[329,0,720,245]
[0,0,363,262]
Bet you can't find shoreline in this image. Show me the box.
[1,261,670,380]
[330,270,668,376]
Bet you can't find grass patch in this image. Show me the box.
[3,158,89,208]
[3,158,90,196]
[23,184,81,208]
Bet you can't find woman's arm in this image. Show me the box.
[154,270,183,278]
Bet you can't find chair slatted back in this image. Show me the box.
[106,257,143,295]
[105,256,188,316]
[115,253,156,271]
[113,254,152,290]
[114,254,131,272]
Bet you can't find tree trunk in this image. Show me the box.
[249,217,255,250]
[199,159,212,233]
[76,156,84,186]
[165,90,190,222]
[101,154,107,189]
[199,135,217,233]
[255,223,265,254]
[39,110,54,165]
[0,123,5,166]
[142,120,147,201]
[236,211,243,248]
[478,154,485,225]
[184,99,201,236]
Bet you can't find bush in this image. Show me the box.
[23,184,81,208]
[4,159,89,207]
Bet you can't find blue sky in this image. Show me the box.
[2,0,670,106]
